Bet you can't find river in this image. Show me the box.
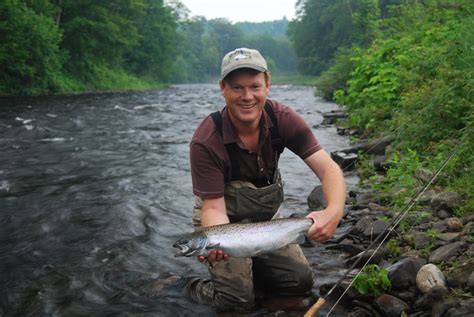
[0,84,356,316]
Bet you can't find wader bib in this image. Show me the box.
[186,104,314,310]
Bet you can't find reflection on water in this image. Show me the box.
[0,85,355,316]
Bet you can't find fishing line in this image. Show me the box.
[304,148,457,317]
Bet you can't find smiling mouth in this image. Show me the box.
[239,104,255,109]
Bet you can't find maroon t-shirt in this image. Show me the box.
[190,99,322,199]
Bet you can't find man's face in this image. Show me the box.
[219,70,270,127]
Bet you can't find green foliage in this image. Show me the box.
[385,238,401,257]
[0,0,65,95]
[331,0,474,213]
[314,47,357,100]
[353,264,391,296]
[288,0,378,75]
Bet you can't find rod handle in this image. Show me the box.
[304,297,326,317]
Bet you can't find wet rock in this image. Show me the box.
[326,241,365,256]
[355,216,373,233]
[346,249,385,268]
[414,285,449,309]
[387,257,423,289]
[327,224,354,243]
[350,300,381,317]
[432,299,456,317]
[307,185,325,210]
[430,191,461,212]
[389,286,418,304]
[445,298,474,317]
[374,294,410,317]
[416,264,447,293]
[322,110,347,124]
[429,241,466,263]
[373,154,390,172]
[362,220,388,238]
[331,151,358,170]
[319,280,360,303]
[446,217,463,231]
[339,136,392,156]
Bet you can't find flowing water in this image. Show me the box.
[0,84,356,316]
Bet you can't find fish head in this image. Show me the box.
[173,232,209,257]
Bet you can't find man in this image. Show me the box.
[186,48,346,311]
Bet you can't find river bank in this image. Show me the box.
[302,112,474,316]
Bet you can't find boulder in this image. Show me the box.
[307,185,325,210]
[387,257,423,289]
[322,110,347,124]
[374,294,410,317]
[430,191,462,212]
[429,241,466,263]
[416,264,447,293]
[331,151,358,170]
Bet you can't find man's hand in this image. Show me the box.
[306,208,341,242]
[198,249,230,263]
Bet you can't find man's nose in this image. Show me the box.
[241,88,253,100]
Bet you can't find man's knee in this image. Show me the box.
[214,288,255,311]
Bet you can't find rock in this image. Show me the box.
[445,298,474,317]
[327,224,354,244]
[373,154,390,172]
[322,110,347,124]
[389,286,418,304]
[469,271,474,295]
[430,191,461,212]
[416,264,447,293]
[446,217,463,231]
[374,294,410,317]
[307,185,325,210]
[346,249,385,268]
[368,202,388,213]
[429,241,466,263]
[414,168,435,183]
[432,299,456,317]
[438,232,461,243]
[414,285,450,309]
[331,151,358,170]
[387,257,423,289]
[437,209,451,219]
[351,300,381,317]
[445,259,474,289]
[355,216,373,233]
[340,136,393,156]
[362,220,388,238]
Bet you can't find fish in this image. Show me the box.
[173,217,313,258]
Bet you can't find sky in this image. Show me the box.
[178,0,297,23]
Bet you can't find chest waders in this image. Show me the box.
[192,102,285,226]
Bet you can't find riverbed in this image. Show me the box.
[0,84,356,316]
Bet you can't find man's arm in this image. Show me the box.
[198,197,230,262]
[304,149,346,242]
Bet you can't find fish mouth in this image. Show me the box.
[173,243,198,257]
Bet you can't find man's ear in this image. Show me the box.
[219,80,226,95]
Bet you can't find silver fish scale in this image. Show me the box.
[189,218,313,257]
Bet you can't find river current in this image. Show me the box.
[0,84,355,316]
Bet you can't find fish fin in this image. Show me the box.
[207,242,221,249]
[292,234,307,244]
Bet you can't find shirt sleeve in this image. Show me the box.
[279,105,322,159]
[190,141,226,199]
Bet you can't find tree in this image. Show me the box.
[0,0,64,95]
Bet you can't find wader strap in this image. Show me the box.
[210,111,241,180]
[210,102,283,181]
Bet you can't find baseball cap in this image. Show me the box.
[220,48,268,79]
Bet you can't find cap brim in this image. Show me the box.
[221,64,267,79]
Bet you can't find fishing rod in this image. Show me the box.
[304,149,457,317]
